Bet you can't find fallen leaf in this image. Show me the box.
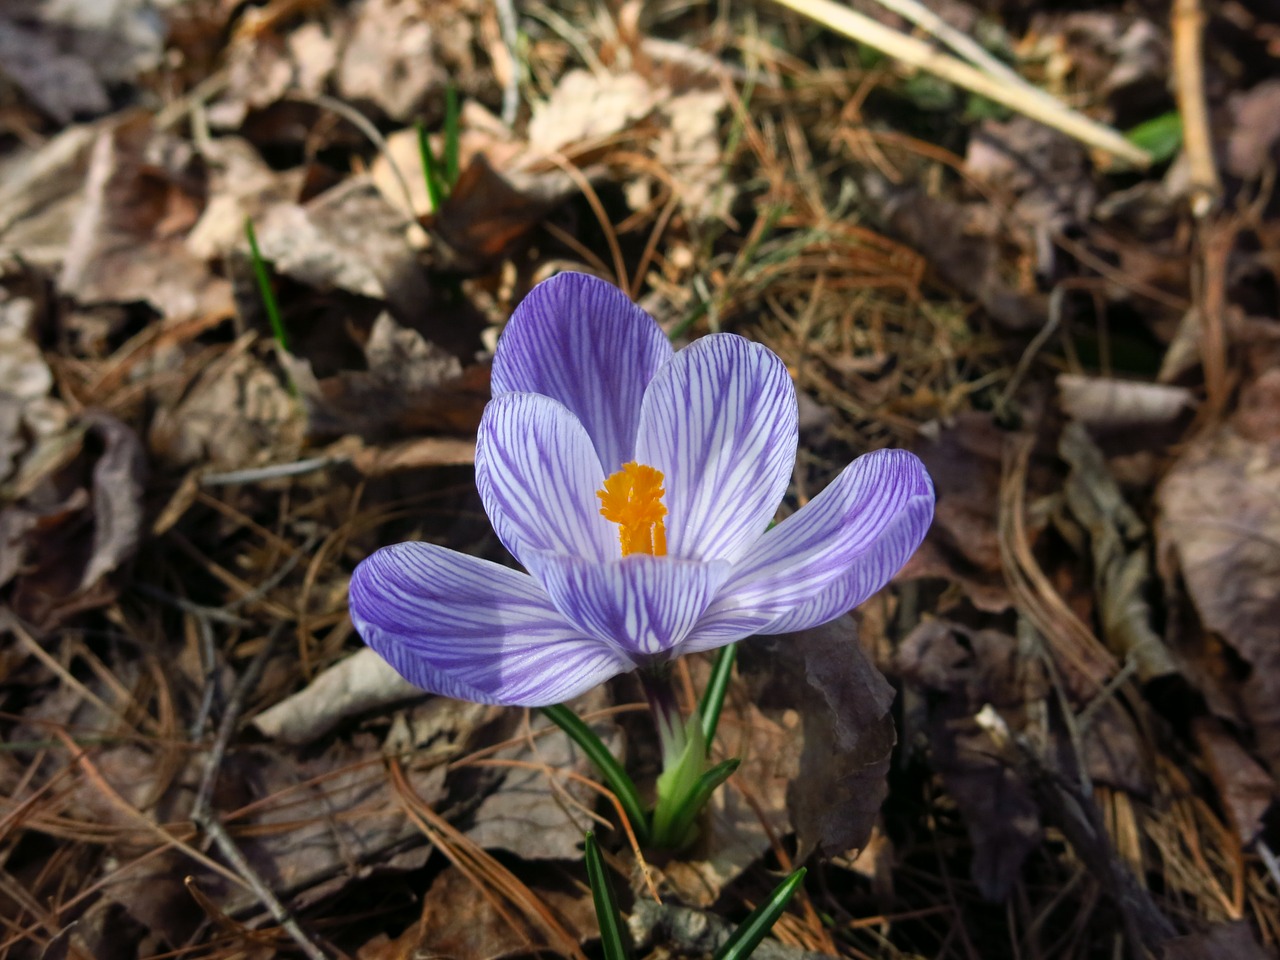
[1191,717,1275,846]
[251,646,423,745]
[1057,374,1195,431]
[0,123,98,269]
[0,14,111,123]
[1059,421,1176,683]
[337,0,481,122]
[371,863,595,960]
[58,114,235,321]
[1157,424,1280,779]
[4,411,145,628]
[281,311,488,440]
[465,692,622,861]
[740,617,895,859]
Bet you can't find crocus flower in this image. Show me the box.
[350,273,934,707]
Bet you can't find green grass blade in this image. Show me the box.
[585,832,629,960]
[714,867,807,960]
[541,704,650,845]
[416,120,445,212]
[243,217,290,354]
[698,642,737,750]
[444,83,461,186]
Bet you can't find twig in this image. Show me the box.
[495,0,521,126]
[284,92,418,221]
[200,455,349,487]
[1171,0,1220,217]
[766,0,1150,167]
[190,627,333,960]
[975,706,1177,955]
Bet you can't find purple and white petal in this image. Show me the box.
[634,334,798,564]
[350,542,631,706]
[475,392,615,569]
[756,498,934,634]
[530,552,732,659]
[491,272,675,474]
[681,449,933,652]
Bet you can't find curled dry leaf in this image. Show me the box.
[362,863,595,960]
[252,646,422,745]
[1059,421,1176,683]
[740,617,895,860]
[1057,374,1195,431]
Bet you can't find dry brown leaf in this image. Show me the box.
[1158,423,1280,779]
[465,693,621,861]
[254,176,425,305]
[907,412,1034,612]
[366,864,596,960]
[0,13,111,123]
[58,114,235,321]
[740,617,895,860]
[1059,421,1176,682]
[252,646,423,745]
[281,311,488,440]
[0,124,98,268]
[3,412,145,628]
[337,0,482,122]
[149,346,302,470]
[1191,717,1276,846]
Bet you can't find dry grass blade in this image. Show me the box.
[998,434,1117,699]
[766,0,1151,166]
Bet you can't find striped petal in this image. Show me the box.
[350,542,631,706]
[634,334,798,564]
[682,449,934,651]
[530,552,732,659]
[491,272,674,474]
[475,392,615,570]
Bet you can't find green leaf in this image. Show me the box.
[714,867,807,960]
[243,217,290,355]
[1125,111,1182,164]
[651,713,709,848]
[585,832,629,960]
[656,757,740,850]
[698,643,737,750]
[541,704,650,846]
[416,120,446,213]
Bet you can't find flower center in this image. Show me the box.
[597,461,668,557]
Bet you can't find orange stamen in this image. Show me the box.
[597,462,668,557]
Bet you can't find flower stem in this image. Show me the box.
[638,666,687,768]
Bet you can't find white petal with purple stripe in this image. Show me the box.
[349,542,631,706]
[531,552,732,659]
[635,334,798,564]
[490,272,674,474]
[475,392,614,570]
[680,449,934,651]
